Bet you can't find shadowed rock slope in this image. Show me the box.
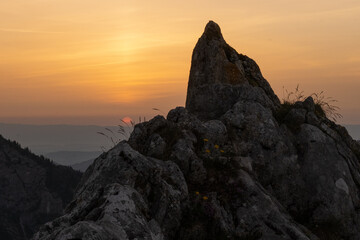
[34,21,360,240]
[0,135,82,240]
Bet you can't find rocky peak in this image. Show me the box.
[186,21,280,120]
[202,21,224,41]
[33,22,360,240]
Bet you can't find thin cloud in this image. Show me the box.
[0,28,65,34]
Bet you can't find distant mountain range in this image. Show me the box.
[44,150,101,166]
[45,150,101,172]
[71,158,96,172]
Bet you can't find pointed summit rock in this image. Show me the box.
[202,20,223,40]
[186,21,280,120]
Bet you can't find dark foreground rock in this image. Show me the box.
[0,136,82,240]
[33,21,360,240]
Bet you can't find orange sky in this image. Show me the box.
[1,0,359,125]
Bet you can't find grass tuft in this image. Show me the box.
[279,85,342,122]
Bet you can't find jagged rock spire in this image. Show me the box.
[202,20,224,40]
[186,21,280,120]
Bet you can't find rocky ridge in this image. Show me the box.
[33,21,360,240]
[0,135,82,240]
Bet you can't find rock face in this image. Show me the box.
[0,135,82,240]
[186,21,280,120]
[34,21,360,240]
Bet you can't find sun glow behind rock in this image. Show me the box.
[121,116,133,125]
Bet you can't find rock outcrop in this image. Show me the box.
[186,21,280,120]
[33,21,360,240]
[0,135,82,240]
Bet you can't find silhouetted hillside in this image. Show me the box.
[0,134,82,240]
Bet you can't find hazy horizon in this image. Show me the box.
[1,123,359,156]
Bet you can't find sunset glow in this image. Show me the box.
[1,0,359,125]
[121,117,133,125]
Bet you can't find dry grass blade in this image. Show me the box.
[120,119,131,128]
[152,107,165,115]
[283,84,305,104]
[105,128,114,134]
[98,115,149,152]
[100,146,106,152]
[311,92,342,121]
[97,131,116,146]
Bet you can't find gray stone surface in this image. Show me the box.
[34,143,188,240]
[33,21,360,240]
[186,21,280,120]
